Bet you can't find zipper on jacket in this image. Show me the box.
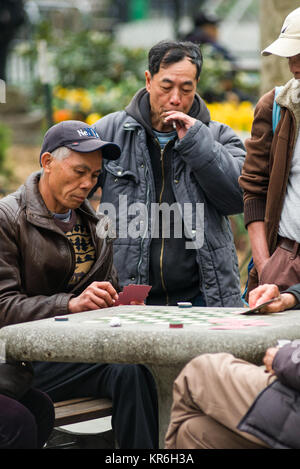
[136,130,153,285]
[157,140,172,305]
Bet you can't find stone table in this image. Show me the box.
[1,305,300,448]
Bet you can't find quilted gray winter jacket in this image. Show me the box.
[94,88,245,307]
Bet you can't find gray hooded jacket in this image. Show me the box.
[94,88,245,307]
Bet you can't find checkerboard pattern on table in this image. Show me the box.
[93,307,247,326]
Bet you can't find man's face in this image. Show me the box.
[40,149,102,213]
[145,57,198,131]
[289,53,300,79]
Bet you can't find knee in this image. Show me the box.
[113,364,155,388]
[0,396,37,449]
[175,354,209,387]
[189,352,232,367]
[23,388,54,420]
[183,353,233,378]
[174,353,234,398]
[108,365,157,406]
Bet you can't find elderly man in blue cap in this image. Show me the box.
[0,120,158,449]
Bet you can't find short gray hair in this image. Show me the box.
[51,146,72,160]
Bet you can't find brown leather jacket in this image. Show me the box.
[0,171,118,327]
[239,78,300,293]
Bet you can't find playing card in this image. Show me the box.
[114,284,152,306]
[240,296,281,315]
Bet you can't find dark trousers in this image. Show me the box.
[0,388,54,449]
[33,362,159,449]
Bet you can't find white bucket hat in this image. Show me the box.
[262,7,300,57]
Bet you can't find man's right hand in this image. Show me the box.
[68,281,119,313]
[263,347,279,374]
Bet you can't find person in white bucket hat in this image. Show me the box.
[239,7,300,299]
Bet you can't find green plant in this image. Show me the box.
[17,23,258,111]
[0,123,12,195]
[0,124,11,171]
[20,21,147,88]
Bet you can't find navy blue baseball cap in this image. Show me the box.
[39,120,121,164]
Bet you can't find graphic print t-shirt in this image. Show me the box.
[53,210,96,289]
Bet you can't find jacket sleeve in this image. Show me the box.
[0,208,73,327]
[174,119,245,215]
[272,340,300,392]
[282,284,300,308]
[238,89,275,226]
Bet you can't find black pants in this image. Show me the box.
[33,362,158,449]
[0,388,54,449]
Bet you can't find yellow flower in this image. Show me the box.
[207,101,254,132]
[53,86,69,100]
[80,95,93,113]
[65,88,87,105]
[86,113,102,125]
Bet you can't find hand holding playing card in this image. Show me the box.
[114,285,152,306]
[247,284,296,314]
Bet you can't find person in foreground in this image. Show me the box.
[165,283,300,449]
[0,389,54,449]
[239,7,300,298]
[0,120,158,449]
[94,39,245,308]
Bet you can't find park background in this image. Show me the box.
[0,0,298,288]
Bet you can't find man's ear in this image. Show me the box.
[40,152,53,172]
[145,70,152,92]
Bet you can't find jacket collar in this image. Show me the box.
[125,87,211,136]
[276,78,300,135]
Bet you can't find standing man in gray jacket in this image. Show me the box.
[94,40,245,307]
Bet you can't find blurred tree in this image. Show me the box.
[0,123,11,195]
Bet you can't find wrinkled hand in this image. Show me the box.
[263,347,279,374]
[249,284,296,313]
[68,281,118,313]
[163,111,196,139]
